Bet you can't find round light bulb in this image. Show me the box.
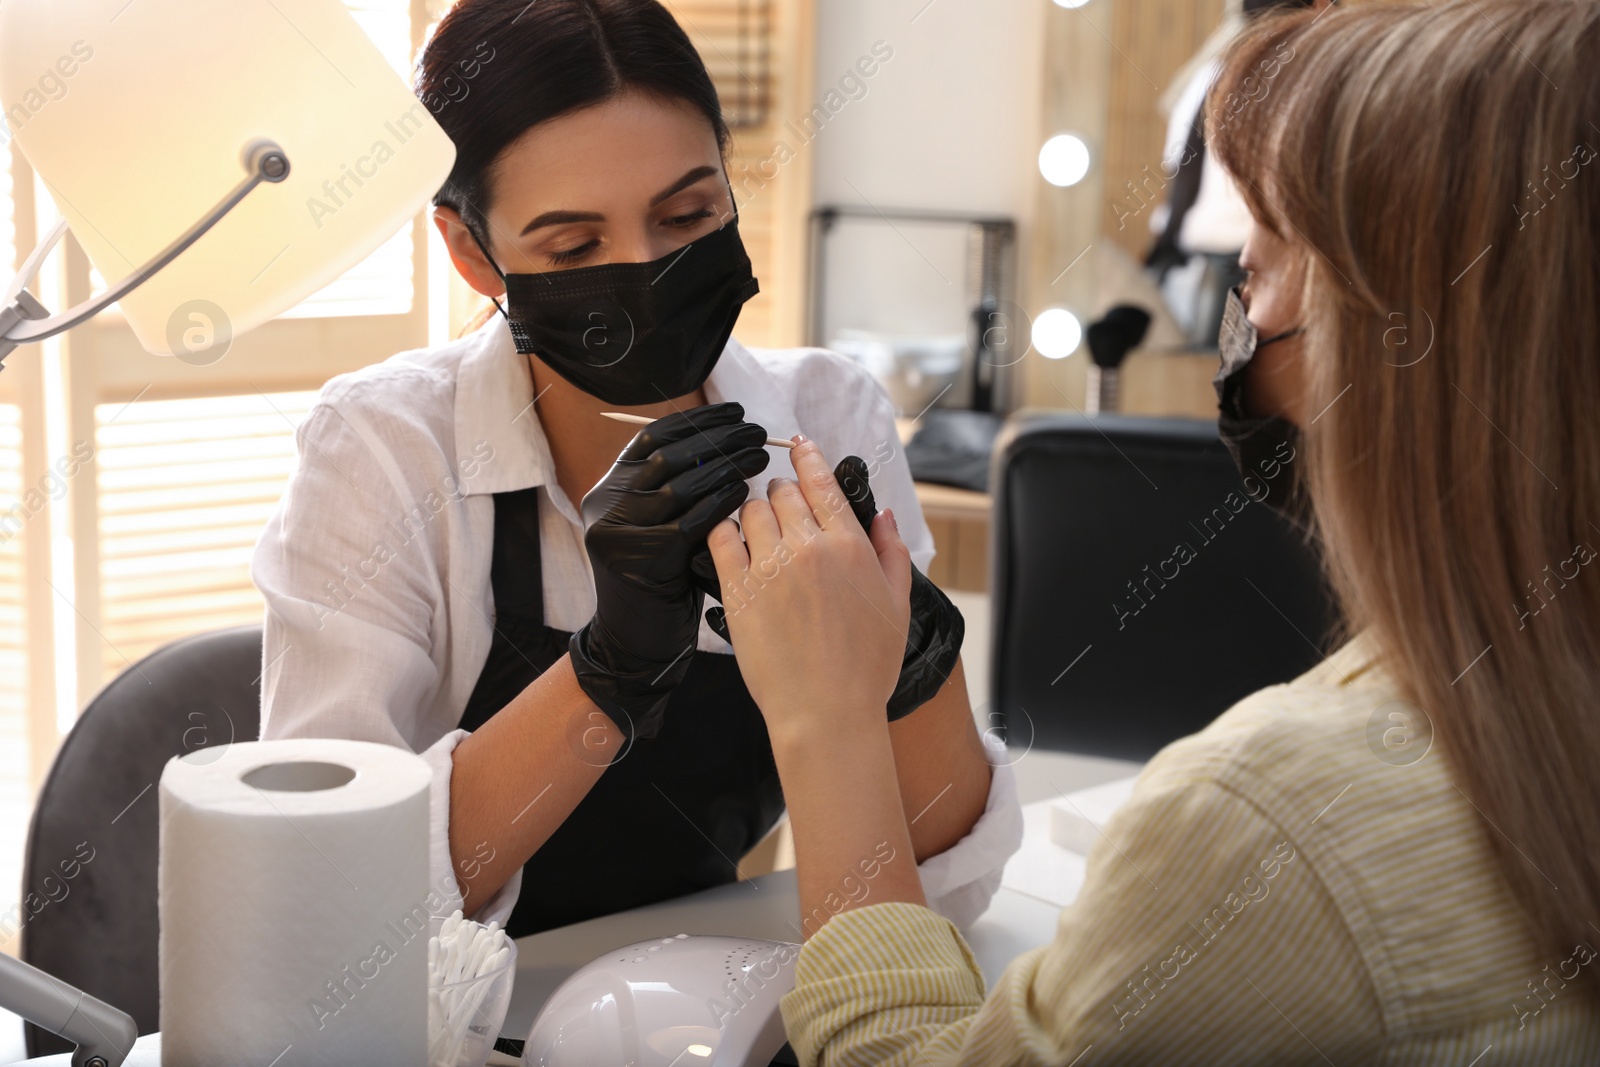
[1053,0,1091,7]
[1032,308,1082,360]
[1038,134,1091,187]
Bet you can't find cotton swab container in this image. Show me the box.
[428,911,518,1067]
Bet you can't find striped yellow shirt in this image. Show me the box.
[780,634,1600,1064]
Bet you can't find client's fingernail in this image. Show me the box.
[792,433,808,444]
[885,507,899,532]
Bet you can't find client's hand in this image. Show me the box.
[694,456,964,722]
[570,401,771,742]
[705,437,912,742]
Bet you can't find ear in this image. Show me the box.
[433,205,506,300]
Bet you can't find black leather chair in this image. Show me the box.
[989,414,1337,762]
[19,624,263,1057]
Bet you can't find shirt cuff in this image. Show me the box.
[418,728,523,928]
[779,902,985,1066]
[914,729,1023,929]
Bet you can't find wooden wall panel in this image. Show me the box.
[1102,0,1227,261]
[1020,0,1227,412]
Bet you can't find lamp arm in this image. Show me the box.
[0,138,291,366]
[0,138,295,1063]
[0,951,138,1067]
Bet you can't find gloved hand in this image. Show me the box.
[570,401,771,743]
[692,454,964,721]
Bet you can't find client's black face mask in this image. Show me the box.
[471,216,759,406]
[1214,283,1310,525]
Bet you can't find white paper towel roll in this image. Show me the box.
[158,738,433,1067]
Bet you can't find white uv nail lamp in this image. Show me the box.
[521,935,800,1067]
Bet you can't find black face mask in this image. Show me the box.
[1214,283,1310,525]
[470,215,759,406]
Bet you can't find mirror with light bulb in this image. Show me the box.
[802,0,1273,593]
[807,0,1310,431]
[1022,0,1358,418]
[1024,0,1245,420]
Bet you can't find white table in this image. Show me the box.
[501,786,1150,1036]
[1,874,1062,1066]
[5,794,1120,1065]
[500,866,1064,1038]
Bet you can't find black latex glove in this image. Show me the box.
[571,401,771,743]
[692,455,965,721]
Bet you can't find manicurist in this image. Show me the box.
[252,0,1020,938]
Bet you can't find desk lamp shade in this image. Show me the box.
[0,0,456,355]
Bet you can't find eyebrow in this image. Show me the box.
[520,209,604,236]
[650,165,719,206]
[519,166,720,236]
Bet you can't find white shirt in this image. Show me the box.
[251,315,1022,931]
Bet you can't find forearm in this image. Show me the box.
[447,652,621,912]
[887,656,991,861]
[770,717,925,940]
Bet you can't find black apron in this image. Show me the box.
[457,485,786,938]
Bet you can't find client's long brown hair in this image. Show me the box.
[1211,0,1600,999]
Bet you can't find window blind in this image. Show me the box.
[0,129,28,946]
[0,406,23,733]
[93,391,318,678]
[0,404,28,953]
[277,226,415,319]
[666,0,774,128]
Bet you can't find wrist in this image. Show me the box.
[567,625,678,742]
[767,709,892,768]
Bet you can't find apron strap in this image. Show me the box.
[457,485,566,734]
[484,484,545,625]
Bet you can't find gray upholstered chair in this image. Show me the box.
[19,624,262,1058]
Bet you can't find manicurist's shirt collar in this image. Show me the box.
[452,316,804,498]
[451,316,550,496]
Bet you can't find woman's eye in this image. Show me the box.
[547,240,598,267]
[664,208,714,228]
